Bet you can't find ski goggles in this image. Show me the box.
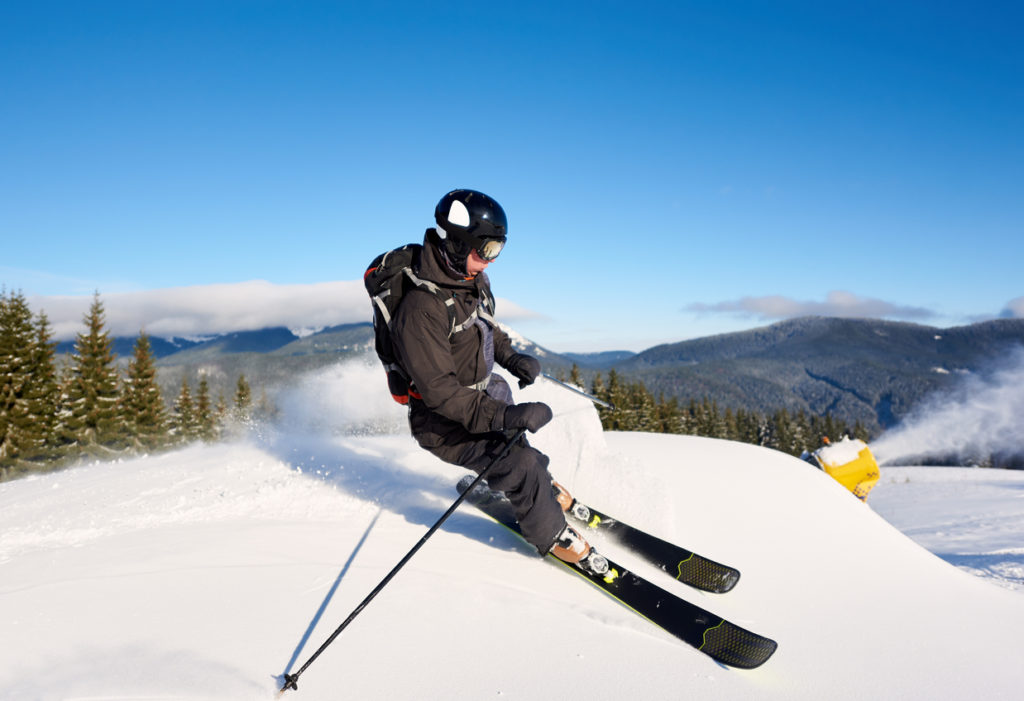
[452,218,506,261]
[475,237,505,261]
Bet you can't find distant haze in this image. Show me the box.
[30,281,538,341]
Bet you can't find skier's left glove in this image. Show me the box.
[506,353,541,389]
[494,402,553,433]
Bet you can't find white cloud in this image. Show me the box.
[30,280,539,340]
[34,280,367,340]
[1001,297,1024,318]
[686,290,935,321]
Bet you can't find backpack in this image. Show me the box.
[363,243,495,404]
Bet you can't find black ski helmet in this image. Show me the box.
[434,189,508,264]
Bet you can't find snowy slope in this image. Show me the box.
[2,360,1024,700]
[870,466,1024,591]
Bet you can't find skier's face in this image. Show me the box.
[464,249,491,277]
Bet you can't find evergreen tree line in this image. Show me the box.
[568,366,870,457]
[0,290,259,481]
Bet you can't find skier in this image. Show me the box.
[388,188,606,573]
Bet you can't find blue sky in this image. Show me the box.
[2,1,1022,351]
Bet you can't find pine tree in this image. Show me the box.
[215,394,228,431]
[722,407,738,441]
[823,413,839,442]
[233,374,252,423]
[769,409,797,455]
[655,393,684,434]
[171,377,199,444]
[851,419,868,441]
[713,399,728,438]
[0,290,35,469]
[1,292,62,476]
[604,369,629,430]
[736,408,761,444]
[196,376,217,442]
[62,293,123,455]
[631,381,657,432]
[791,410,810,455]
[23,310,60,464]
[569,363,583,389]
[121,332,167,452]
[684,398,698,435]
[696,397,719,437]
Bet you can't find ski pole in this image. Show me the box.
[277,427,528,696]
[541,373,615,410]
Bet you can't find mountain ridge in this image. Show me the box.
[58,316,1024,433]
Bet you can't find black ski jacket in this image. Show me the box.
[390,229,518,441]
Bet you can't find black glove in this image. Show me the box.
[506,353,541,389]
[493,402,553,433]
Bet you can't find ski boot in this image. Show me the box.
[552,481,592,523]
[549,523,609,576]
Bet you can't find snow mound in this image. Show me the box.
[2,367,1023,699]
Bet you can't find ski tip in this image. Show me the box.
[678,558,742,594]
[701,621,778,669]
[716,569,741,594]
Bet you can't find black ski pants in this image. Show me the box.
[407,400,566,554]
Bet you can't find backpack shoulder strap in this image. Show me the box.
[402,267,458,337]
[477,286,496,325]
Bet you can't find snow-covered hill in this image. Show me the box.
[869,466,1024,591]
[2,359,1023,700]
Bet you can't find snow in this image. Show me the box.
[870,466,1024,592]
[814,436,868,466]
[288,326,325,339]
[871,346,1024,466]
[2,360,1024,700]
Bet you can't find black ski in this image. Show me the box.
[457,480,778,669]
[560,490,741,594]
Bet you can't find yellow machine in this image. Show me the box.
[804,437,881,501]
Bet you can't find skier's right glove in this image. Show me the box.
[494,402,553,433]
[505,353,542,389]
